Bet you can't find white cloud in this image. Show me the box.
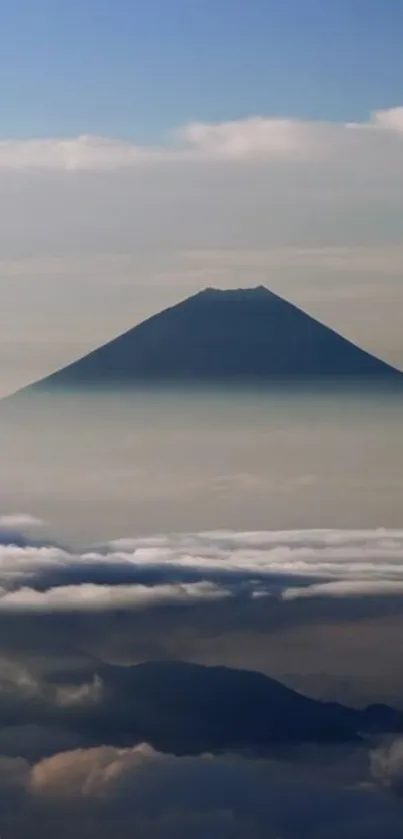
[0,513,46,530]
[372,106,403,133]
[371,738,403,795]
[0,525,403,611]
[179,116,319,158]
[30,743,157,798]
[0,107,401,171]
[0,581,226,613]
[106,527,403,581]
[0,135,162,171]
[282,580,403,600]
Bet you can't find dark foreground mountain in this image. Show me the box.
[67,660,403,756]
[26,286,401,391]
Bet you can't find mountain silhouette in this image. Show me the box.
[72,660,403,755]
[28,286,401,390]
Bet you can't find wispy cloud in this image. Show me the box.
[0,514,45,530]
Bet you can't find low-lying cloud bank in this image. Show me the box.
[1,523,403,703]
[1,741,402,839]
[1,525,403,609]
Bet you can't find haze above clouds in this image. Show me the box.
[1,107,403,394]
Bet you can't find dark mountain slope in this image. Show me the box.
[68,660,403,756]
[29,286,401,390]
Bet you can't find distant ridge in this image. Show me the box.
[22,286,402,392]
[78,660,403,754]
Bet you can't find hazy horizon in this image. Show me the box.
[1,385,402,544]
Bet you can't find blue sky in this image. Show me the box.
[1,0,403,140]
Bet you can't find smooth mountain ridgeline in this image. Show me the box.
[20,287,401,395]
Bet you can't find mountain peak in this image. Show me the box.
[22,286,401,393]
[198,285,273,299]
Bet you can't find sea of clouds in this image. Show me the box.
[0,516,403,836]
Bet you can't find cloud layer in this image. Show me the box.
[0,519,402,835]
[2,741,403,839]
[0,107,402,170]
[1,526,403,612]
[0,521,403,703]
